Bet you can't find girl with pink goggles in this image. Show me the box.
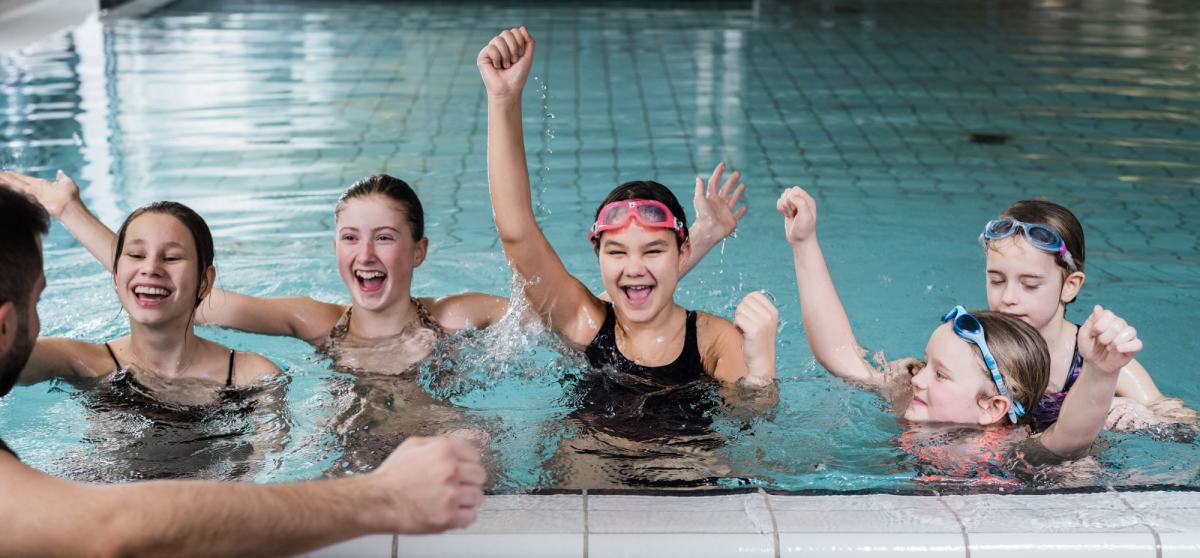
[588,199,687,243]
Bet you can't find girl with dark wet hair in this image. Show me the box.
[0,172,279,404]
[480,28,778,388]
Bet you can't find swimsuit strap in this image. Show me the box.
[226,349,236,387]
[103,342,122,370]
[326,299,445,345]
[412,297,447,338]
[326,305,354,344]
[1062,339,1084,393]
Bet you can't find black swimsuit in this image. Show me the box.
[0,437,15,460]
[575,303,713,441]
[104,342,236,387]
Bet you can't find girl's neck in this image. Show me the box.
[349,297,420,338]
[1038,305,1075,349]
[614,302,685,341]
[127,318,201,379]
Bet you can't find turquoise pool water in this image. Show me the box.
[0,0,1197,492]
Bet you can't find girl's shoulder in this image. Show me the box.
[51,336,121,378]
[192,337,279,386]
[229,350,281,385]
[425,293,509,331]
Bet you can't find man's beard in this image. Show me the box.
[0,316,34,397]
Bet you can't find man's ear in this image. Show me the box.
[0,301,17,356]
[977,394,1012,426]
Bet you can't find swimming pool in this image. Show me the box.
[1,0,1198,498]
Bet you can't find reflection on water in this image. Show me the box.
[1,0,1199,492]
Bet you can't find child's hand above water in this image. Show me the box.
[776,186,817,244]
[691,161,748,244]
[1078,305,1142,375]
[477,27,535,102]
[0,170,80,218]
[735,291,779,386]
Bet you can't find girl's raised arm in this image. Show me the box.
[778,187,882,388]
[479,28,604,348]
[0,172,118,272]
[0,171,341,344]
[1037,305,1141,459]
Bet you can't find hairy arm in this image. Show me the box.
[777,188,881,388]
[480,28,604,347]
[0,436,485,558]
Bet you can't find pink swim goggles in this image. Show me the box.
[588,199,686,243]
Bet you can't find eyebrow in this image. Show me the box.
[987,269,1045,280]
[124,239,186,250]
[338,226,402,234]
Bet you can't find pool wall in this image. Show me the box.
[303,490,1200,558]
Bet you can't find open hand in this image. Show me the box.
[776,186,817,244]
[692,161,747,243]
[0,170,79,218]
[1077,305,1142,375]
[477,27,535,102]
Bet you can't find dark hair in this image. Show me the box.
[0,187,50,312]
[113,201,215,308]
[970,311,1051,427]
[996,200,1086,273]
[336,174,424,241]
[591,181,689,249]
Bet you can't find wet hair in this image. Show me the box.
[592,181,689,250]
[0,187,49,313]
[993,200,1086,274]
[336,174,424,241]
[968,311,1051,426]
[113,202,215,308]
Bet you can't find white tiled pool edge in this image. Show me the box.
[306,489,1200,557]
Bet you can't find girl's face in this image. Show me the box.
[905,324,1000,425]
[985,236,1082,331]
[596,223,688,324]
[114,213,212,327]
[335,195,427,313]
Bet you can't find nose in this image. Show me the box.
[623,253,647,276]
[1000,282,1021,307]
[138,256,165,277]
[911,363,934,390]
[359,239,378,262]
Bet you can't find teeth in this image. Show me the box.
[133,286,170,296]
[355,270,385,280]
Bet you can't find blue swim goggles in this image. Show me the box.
[941,305,1025,424]
[980,217,1077,271]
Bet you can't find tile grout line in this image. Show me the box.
[582,489,589,558]
[934,492,971,558]
[1111,487,1162,558]
[759,488,781,558]
[391,533,398,558]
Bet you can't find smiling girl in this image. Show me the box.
[480,27,777,388]
[4,189,280,405]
